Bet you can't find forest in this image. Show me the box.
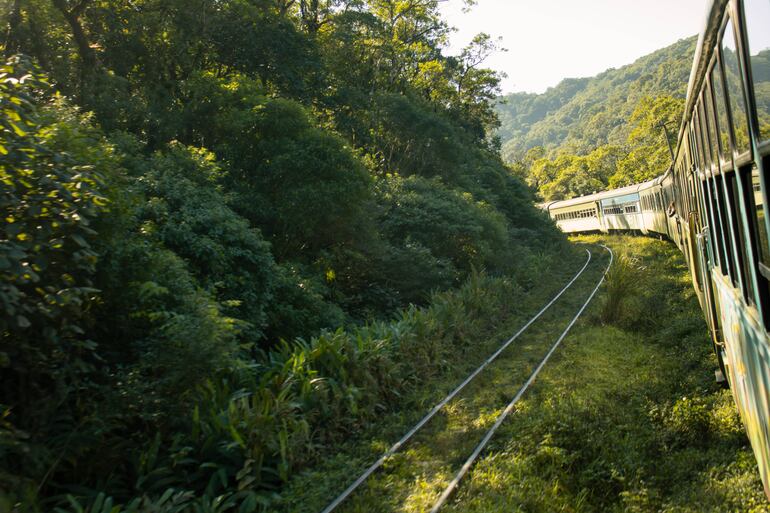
[496,37,696,200]
[0,1,569,511]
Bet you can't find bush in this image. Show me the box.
[0,57,111,501]
[597,251,644,326]
[62,267,528,513]
[376,174,511,281]
[215,94,374,261]
[138,142,276,344]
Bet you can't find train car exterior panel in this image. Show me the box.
[713,270,770,495]
[550,202,602,233]
[600,192,643,231]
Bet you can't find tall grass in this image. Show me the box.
[49,251,574,512]
[598,251,643,326]
[442,236,765,513]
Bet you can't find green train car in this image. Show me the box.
[546,0,770,497]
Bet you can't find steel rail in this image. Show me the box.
[318,248,593,513]
[429,244,614,513]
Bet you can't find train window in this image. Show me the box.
[690,124,702,199]
[681,166,690,213]
[689,174,697,212]
[690,124,701,170]
[683,128,692,170]
[697,102,712,171]
[706,175,727,271]
[705,81,722,169]
[701,178,722,268]
[727,172,755,301]
[748,167,770,277]
[556,207,597,221]
[744,0,770,143]
[712,61,733,161]
[624,205,638,214]
[722,18,751,154]
[715,175,738,283]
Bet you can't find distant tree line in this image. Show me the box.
[495,37,695,200]
[515,96,684,200]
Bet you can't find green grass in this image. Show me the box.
[283,236,770,513]
[442,235,769,512]
[278,245,610,512]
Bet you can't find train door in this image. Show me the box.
[595,200,607,233]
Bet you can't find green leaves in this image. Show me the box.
[523,95,685,200]
[0,55,111,507]
[0,1,566,510]
[138,142,276,343]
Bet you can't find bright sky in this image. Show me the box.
[439,0,709,94]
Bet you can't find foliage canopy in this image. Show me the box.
[0,1,564,511]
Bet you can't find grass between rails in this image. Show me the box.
[335,247,611,513]
[275,246,594,512]
[278,245,609,512]
[442,235,768,513]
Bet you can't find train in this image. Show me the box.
[542,0,770,497]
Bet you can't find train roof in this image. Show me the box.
[678,0,727,150]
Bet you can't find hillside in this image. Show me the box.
[0,2,566,511]
[497,37,697,162]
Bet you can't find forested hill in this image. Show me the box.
[496,37,696,162]
[1,2,567,511]
[494,37,697,201]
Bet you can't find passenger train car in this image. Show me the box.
[545,0,770,496]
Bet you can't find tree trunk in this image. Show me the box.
[51,0,97,72]
[300,0,321,34]
[3,0,23,58]
[27,16,53,75]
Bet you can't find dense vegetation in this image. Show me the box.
[262,238,768,512]
[496,37,696,200]
[445,236,769,512]
[0,1,567,511]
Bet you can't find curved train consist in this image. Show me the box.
[543,0,770,496]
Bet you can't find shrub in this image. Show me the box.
[376,174,510,281]
[598,251,644,326]
[138,142,276,344]
[0,57,111,500]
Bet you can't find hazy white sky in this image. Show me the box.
[439,0,709,94]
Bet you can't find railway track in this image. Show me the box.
[316,244,613,513]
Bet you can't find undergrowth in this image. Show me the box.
[276,244,608,513]
[11,246,581,512]
[443,235,768,513]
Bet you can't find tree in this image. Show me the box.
[137,143,276,343]
[610,95,683,187]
